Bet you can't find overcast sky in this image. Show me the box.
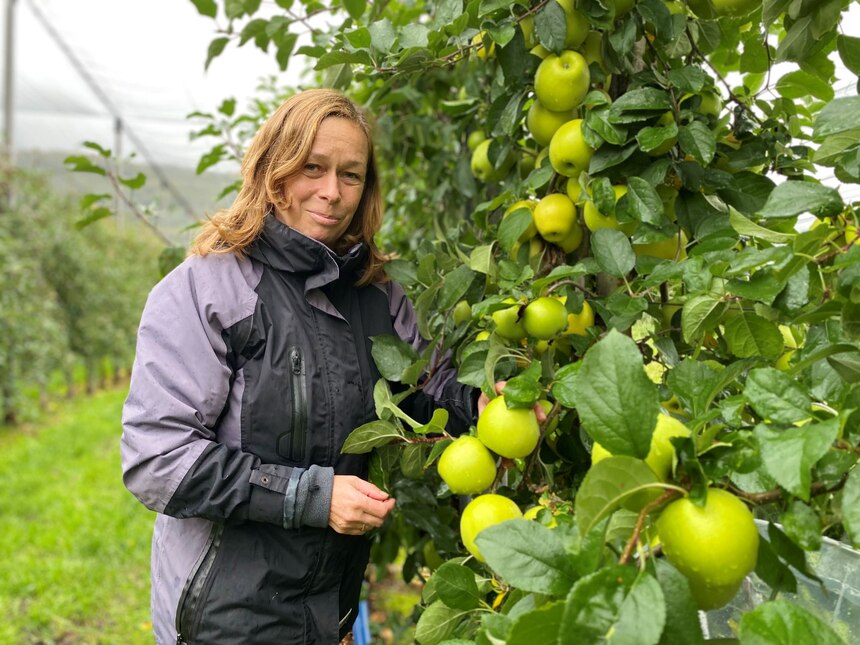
[3,0,307,170]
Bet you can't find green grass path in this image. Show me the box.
[0,388,155,644]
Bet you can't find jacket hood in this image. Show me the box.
[247,214,368,288]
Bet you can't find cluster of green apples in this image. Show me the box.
[469,0,706,268]
[438,393,561,561]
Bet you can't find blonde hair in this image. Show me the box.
[191,89,387,286]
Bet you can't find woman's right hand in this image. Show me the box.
[329,476,396,535]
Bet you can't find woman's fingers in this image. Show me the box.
[329,475,396,534]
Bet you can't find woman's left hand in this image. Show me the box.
[329,476,396,535]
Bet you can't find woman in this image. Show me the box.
[120,89,478,644]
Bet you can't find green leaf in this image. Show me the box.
[678,121,716,165]
[681,293,727,344]
[118,172,146,190]
[574,456,660,535]
[776,15,814,62]
[190,0,217,17]
[502,361,542,408]
[625,177,664,226]
[591,229,635,277]
[739,598,846,645]
[371,335,419,382]
[507,601,564,645]
[837,34,860,76]
[205,37,230,70]
[498,206,533,254]
[368,18,396,52]
[754,418,839,501]
[74,207,113,229]
[83,140,111,157]
[744,367,811,424]
[757,181,843,220]
[723,313,784,361]
[842,466,860,548]
[608,88,672,122]
[415,408,449,435]
[78,193,110,209]
[431,562,482,610]
[559,566,664,645]
[653,559,705,645]
[63,155,106,176]
[477,519,577,595]
[438,265,476,312]
[314,50,372,70]
[779,500,822,551]
[776,70,835,103]
[573,330,660,458]
[400,23,430,48]
[551,362,580,408]
[415,600,468,645]
[535,0,568,53]
[342,0,366,20]
[729,208,794,244]
[813,96,860,139]
[341,419,403,454]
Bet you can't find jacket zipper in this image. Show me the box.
[289,346,308,462]
[175,524,223,644]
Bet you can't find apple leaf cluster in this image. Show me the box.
[99,0,860,642]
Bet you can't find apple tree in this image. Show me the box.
[185,0,860,642]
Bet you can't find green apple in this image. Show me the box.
[437,435,497,494]
[686,0,717,18]
[472,31,495,60]
[477,395,541,459]
[520,15,537,48]
[529,44,551,60]
[527,100,575,147]
[591,413,691,481]
[563,300,594,336]
[555,0,589,48]
[566,177,584,204]
[523,296,569,340]
[492,298,526,341]
[534,193,577,243]
[612,0,637,16]
[467,130,487,151]
[534,51,591,112]
[583,31,605,70]
[633,229,688,260]
[711,0,760,17]
[549,119,594,177]
[471,139,514,182]
[583,185,636,234]
[460,493,523,562]
[452,299,472,325]
[558,221,584,253]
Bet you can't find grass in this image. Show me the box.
[0,388,155,644]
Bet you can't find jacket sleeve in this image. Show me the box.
[387,281,479,436]
[120,257,331,529]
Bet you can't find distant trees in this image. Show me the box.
[0,168,161,424]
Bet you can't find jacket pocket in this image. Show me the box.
[276,345,307,463]
[175,524,223,643]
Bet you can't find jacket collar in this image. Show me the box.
[247,214,368,289]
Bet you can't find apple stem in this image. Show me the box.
[618,488,681,566]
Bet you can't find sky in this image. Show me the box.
[3,0,308,170]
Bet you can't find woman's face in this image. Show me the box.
[275,117,369,248]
